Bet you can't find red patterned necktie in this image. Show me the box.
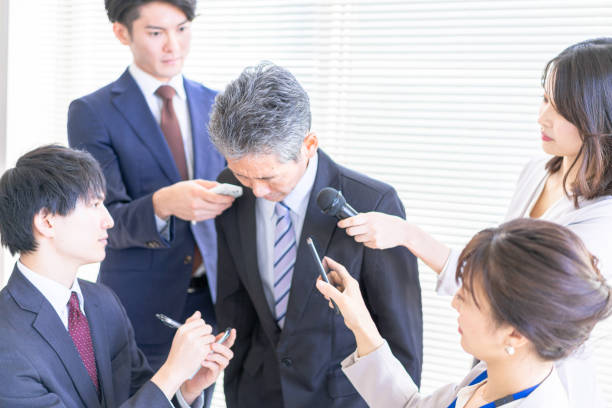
[68,292,99,393]
[155,85,188,181]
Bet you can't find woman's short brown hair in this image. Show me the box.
[542,38,612,206]
[456,218,611,360]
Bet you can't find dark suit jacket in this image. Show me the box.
[67,69,225,346]
[215,150,423,408]
[0,266,168,407]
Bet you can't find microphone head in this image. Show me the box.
[316,187,346,217]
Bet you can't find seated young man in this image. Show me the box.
[0,145,235,408]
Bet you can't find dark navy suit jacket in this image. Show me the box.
[215,150,423,408]
[0,266,168,407]
[67,69,225,346]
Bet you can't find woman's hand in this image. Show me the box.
[338,212,408,249]
[339,212,451,274]
[315,257,384,357]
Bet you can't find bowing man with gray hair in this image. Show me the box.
[209,62,423,408]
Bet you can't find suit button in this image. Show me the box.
[281,357,293,367]
[184,255,193,264]
[146,241,161,248]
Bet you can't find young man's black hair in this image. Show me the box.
[0,144,105,255]
[105,0,197,31]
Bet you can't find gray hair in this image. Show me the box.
[208,62,312,162]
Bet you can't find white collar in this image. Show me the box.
[17,260,85,315]
[129,63,186,100]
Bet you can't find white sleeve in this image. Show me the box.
[435,248,461,296]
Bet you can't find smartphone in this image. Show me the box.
[216,327,233,344]
[306,237,341,315]
[210,183,243,198]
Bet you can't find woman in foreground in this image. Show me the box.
[317,219,612,407]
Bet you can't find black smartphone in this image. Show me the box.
[306,236,341,315]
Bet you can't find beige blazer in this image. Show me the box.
[342,342,569,408]
[435,156,612,407]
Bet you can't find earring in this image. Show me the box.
[505,345,515,356]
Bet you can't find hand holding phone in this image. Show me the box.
[306,237,341,316]
[215,327,232,344]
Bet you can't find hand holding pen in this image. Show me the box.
[156,313,233,344]
[153,311,236,392]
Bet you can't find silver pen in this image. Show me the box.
[156,313,233,344]
[156,313,181,329]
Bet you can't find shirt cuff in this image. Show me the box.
[176,388,204,408]
[155,214,171,241]
[436,248,461,296]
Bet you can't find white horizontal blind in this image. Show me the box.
[4,0,612,406]
[193,0,612,402]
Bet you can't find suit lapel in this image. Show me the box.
[236,190,281,344]
[82,283,114,407]
[281,151,340,336]
[8,268,101,408]
[110,69,181,183]
[185,78,206,179]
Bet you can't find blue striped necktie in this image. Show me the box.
[273,202,296,328]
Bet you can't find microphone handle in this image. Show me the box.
[336,203,358,220]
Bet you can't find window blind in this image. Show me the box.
[4,0,612,404]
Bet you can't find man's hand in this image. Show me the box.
[338,212,408,249]
[152,179,235,222]
[150,312,216,400]
[180,329,237,404]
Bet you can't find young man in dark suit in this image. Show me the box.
[209,62,423,408]
[67,1,233,388]
[0,145,235,407]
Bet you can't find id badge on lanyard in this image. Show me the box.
[446,371,539,408]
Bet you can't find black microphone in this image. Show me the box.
[316,187,358,220]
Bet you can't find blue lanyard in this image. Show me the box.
[446,370,540,408]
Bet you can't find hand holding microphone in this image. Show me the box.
[316,187,407,250]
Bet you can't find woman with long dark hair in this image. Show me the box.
[317,219,612,407]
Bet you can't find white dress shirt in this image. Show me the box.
[128,64,207,277]
[129,63,194,179]
[255,153,319,314]
[17,261,85,329]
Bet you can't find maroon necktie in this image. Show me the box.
[156,85,202,274]
[156,85,188,181]
[68,292,99,393]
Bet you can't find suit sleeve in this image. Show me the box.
[0,345,69,408]
[67,97,172,250]
[104,287,179,408]
[360,188,423,387]
[214,218,257,408]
